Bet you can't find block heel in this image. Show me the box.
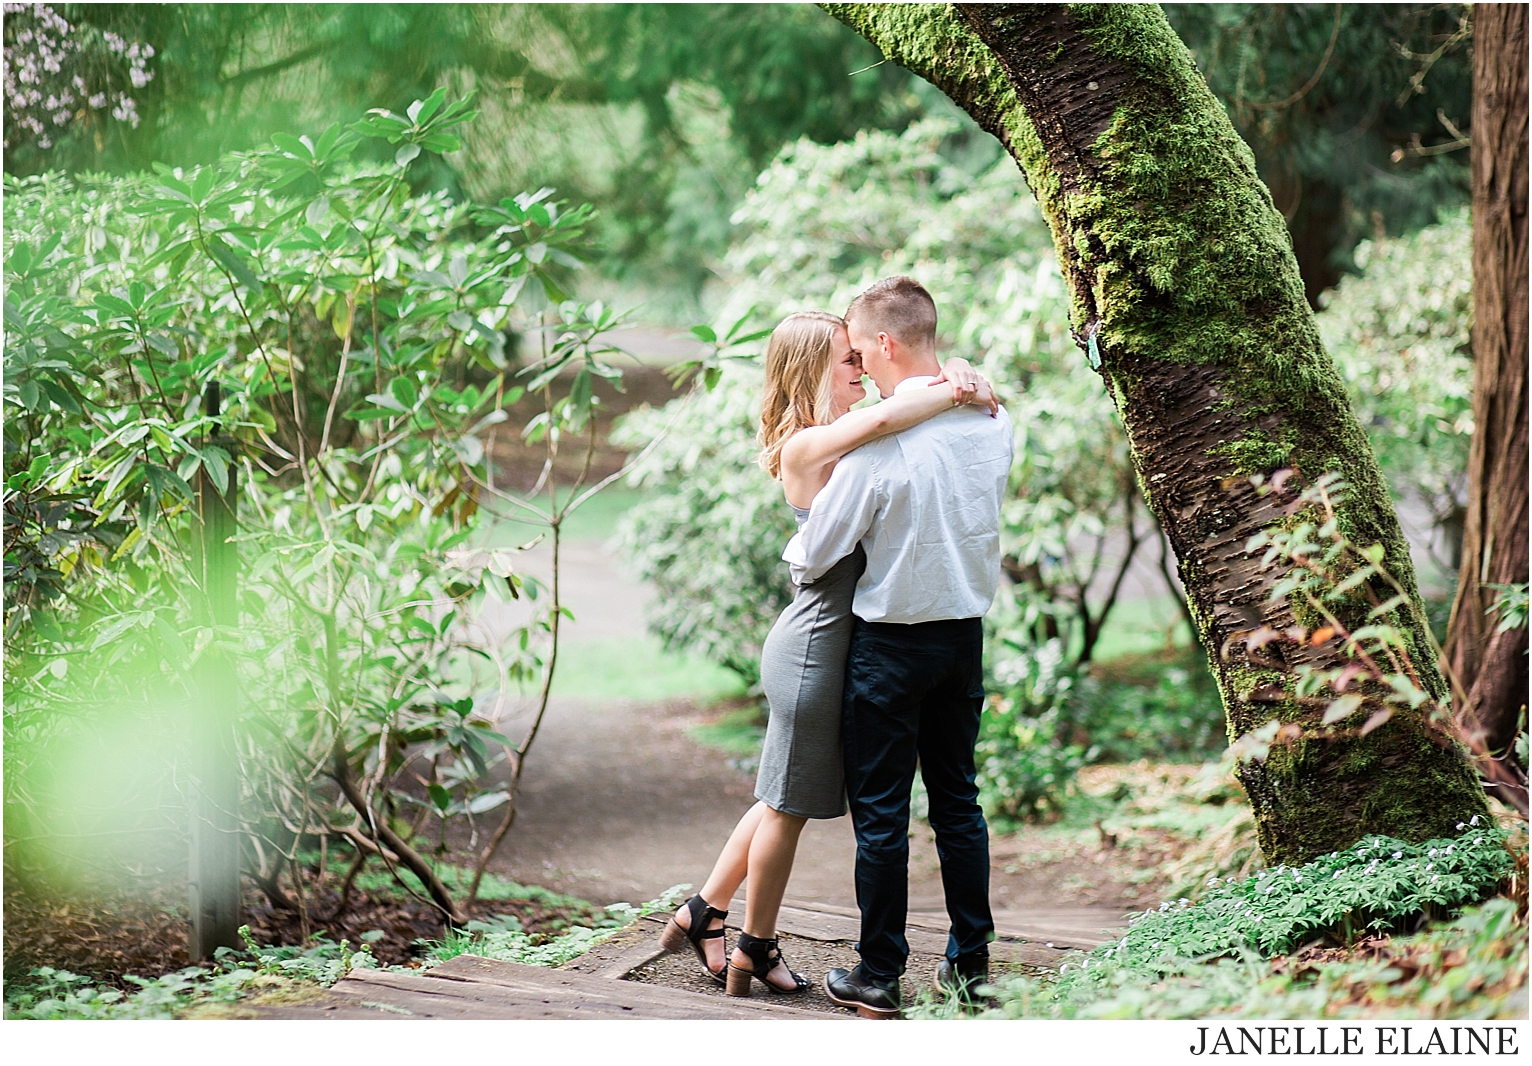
[659,895,729,985]
[726,963,755,997]
[658,919,688,955]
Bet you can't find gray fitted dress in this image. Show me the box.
[754,505,866,820]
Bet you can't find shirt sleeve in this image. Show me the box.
[782,451,881,586]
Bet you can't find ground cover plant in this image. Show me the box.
[953,823,1525,1021]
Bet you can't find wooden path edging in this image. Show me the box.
[257,953,841,1020]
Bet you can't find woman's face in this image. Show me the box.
[828,325,865,415]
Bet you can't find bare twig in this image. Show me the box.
[1248,4,1343,111]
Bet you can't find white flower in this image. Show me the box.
[1470,815,1481,826]
[1392,851,1403,859]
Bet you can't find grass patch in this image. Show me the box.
[963,895,1527,1020]
[1086,594,1194,661]
[686,701,767,771]
[548,634,747,702]
[487,486,650,545]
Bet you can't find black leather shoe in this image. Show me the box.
[824,965,901,1019]
[933,957,991,1003]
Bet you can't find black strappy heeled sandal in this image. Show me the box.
[659,894,729,984]
[726,931,810,997]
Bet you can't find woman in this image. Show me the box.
[659,310,998,996]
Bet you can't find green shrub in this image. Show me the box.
[614,365,794,686]
[976,631,1227,822]
[3,89,629,913]
[1317,208,1472,574]
[1070,658,1227,763]
[975,636,1083,821]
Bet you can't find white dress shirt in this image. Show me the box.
[783,376,1014,623]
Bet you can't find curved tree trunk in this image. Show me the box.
[1445,3,1529,766]
[823,2,1489,865]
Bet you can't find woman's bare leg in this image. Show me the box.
[672,801,768,973]
[733,805,808,989]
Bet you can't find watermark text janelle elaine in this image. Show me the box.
[1190,1026,1520,1056]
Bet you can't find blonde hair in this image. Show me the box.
[756,311,845,479]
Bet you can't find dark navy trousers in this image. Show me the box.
[841,615,993,982]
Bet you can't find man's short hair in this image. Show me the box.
[844,276,937,349]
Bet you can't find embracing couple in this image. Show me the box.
[658,276,1014,1018]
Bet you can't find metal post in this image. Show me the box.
[189,381,243,958]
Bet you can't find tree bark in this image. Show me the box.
[1445,3,1529,762]
[824,3,1490,864]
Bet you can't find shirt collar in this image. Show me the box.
[891,375,938,396]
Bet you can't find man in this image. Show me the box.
[783,276,1014,1018]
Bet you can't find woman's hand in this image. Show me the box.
[935,357,999,416]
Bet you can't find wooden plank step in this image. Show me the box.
[307,955,842,1020]
[704,897,950,955]
[772,897,1127,947]
[624,897,1128,979]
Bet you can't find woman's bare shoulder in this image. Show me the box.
[778,424,831,463]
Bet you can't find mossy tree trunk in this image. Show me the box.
[1445,3,1528,777]
[823,2,1489,865]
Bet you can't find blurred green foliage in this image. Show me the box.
[7,4,1473,308]
[1318,207,1473,583]
[1165,3,1473,303]
[2,90,634,909]
[7,3,925,305]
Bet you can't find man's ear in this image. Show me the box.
[876,331,894,360]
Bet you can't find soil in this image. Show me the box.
[1,869,608,984]
[1,876,194,989]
